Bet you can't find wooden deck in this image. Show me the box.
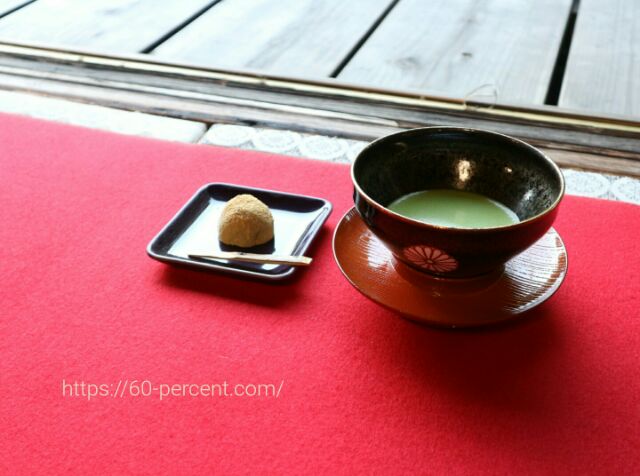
[0,0,637,117]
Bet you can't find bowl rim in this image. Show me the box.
[351,126,566,233]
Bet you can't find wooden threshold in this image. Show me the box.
[0,41,639,177]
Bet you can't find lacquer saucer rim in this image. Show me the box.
[332,208,568,329]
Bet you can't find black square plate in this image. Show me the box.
[147,183,332,280]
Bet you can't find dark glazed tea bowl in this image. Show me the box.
[352,127,565,278]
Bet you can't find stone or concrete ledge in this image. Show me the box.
[0,89,207,142]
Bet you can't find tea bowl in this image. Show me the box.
[352,127,565,278]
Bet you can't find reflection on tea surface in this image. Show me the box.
[388,189,519,228]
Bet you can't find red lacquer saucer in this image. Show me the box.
[333,208,568,329]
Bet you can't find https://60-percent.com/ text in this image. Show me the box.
[62,379,284,401]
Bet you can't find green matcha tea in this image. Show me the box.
[388,189,519,228]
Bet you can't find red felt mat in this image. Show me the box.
[1,113,639,475]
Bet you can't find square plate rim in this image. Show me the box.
[146,182,333,281]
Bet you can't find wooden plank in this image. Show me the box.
[0,0,214,52]
[559,0,640,116]
[2,46,640,151]
[5,71,640,177]
[540,148,640,178]
[0,43,639,176]
[152,0,394,77]
[0,1,31,17]
[0,90,207,142]
[339,0,572,105]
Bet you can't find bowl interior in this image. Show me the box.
[353,129,563,222]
